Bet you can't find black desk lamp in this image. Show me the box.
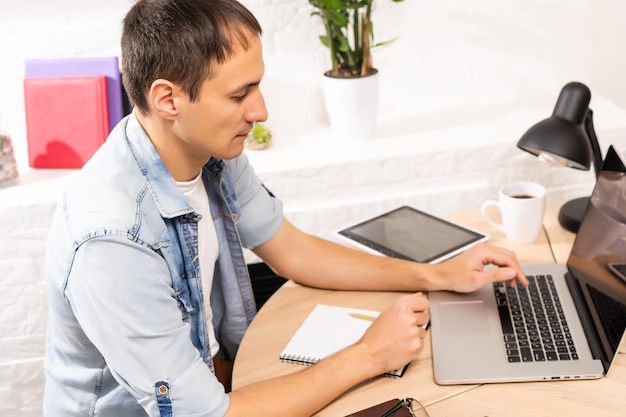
[517,81,603,233]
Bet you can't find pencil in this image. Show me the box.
[349,312,378,322]
[350,312,431,331]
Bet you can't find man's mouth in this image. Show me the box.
[237,127,252,138]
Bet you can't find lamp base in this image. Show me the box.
[558,197,590,233]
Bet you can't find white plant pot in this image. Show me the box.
[322,70,379,142]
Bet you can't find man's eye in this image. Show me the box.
[233,91,248,101]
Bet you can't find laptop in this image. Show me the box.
[429,145,626,385]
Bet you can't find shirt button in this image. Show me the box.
[158,385,168,396]
[231,213,238,221]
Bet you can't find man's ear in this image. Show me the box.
[148,79,180,120]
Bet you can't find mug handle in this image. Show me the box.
[480,200,505,232]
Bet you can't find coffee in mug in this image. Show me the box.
[481,181,546,244]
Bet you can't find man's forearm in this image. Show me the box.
[226,343,379,416]
[254,219,437,292]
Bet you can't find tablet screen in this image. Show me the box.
[337,206,489,263]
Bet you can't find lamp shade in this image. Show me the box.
[516,81,604,233]
[517,82,593,170]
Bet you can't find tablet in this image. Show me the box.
[337,206,489,264]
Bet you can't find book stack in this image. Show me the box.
[23,57,125,168]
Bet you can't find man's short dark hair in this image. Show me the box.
[121,0,263,114]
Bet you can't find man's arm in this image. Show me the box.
[253,218,528,292]
[227,292,429,416]
[66,234,428,417]
[66,238,231,414]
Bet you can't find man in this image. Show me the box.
[43,0,527,416]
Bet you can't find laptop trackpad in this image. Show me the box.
[440,301,490,334]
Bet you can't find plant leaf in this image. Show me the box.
[325,9,348,27]
[316,0,344,9]
[336,35,350,52]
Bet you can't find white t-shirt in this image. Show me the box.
[177,172,220,357]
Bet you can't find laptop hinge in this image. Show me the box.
[564,271,608,371]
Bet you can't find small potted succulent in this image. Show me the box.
[245,122,272,150]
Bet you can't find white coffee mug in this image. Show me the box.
[480,181,546,244]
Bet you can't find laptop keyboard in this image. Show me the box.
[494,275,579,363]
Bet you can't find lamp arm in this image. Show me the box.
[584,108,603,179]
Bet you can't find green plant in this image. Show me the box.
[246,122,272,150]
[309,0,405,78]
[248,122,272,144]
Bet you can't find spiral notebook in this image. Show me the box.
[279,304,408,378]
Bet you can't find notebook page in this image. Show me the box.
[279,304,378,364]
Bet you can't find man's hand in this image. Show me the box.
[433,243,528,292]
[356,293,430,375]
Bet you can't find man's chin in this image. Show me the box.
[216,142,246,161]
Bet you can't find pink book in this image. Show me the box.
[24,75,109,168]
[24,57,125,131]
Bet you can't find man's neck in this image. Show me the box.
[135,111,206,182]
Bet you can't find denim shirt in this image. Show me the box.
[43,113,283,416]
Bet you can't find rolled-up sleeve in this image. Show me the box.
[227,154,283,249]
[66,237,230,416]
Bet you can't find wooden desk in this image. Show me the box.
[232,204,626,416]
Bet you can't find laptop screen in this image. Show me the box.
[566,146,626,371]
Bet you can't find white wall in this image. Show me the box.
[2,0,626,169]
[2,1,626,416]
[248,0,626,147]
